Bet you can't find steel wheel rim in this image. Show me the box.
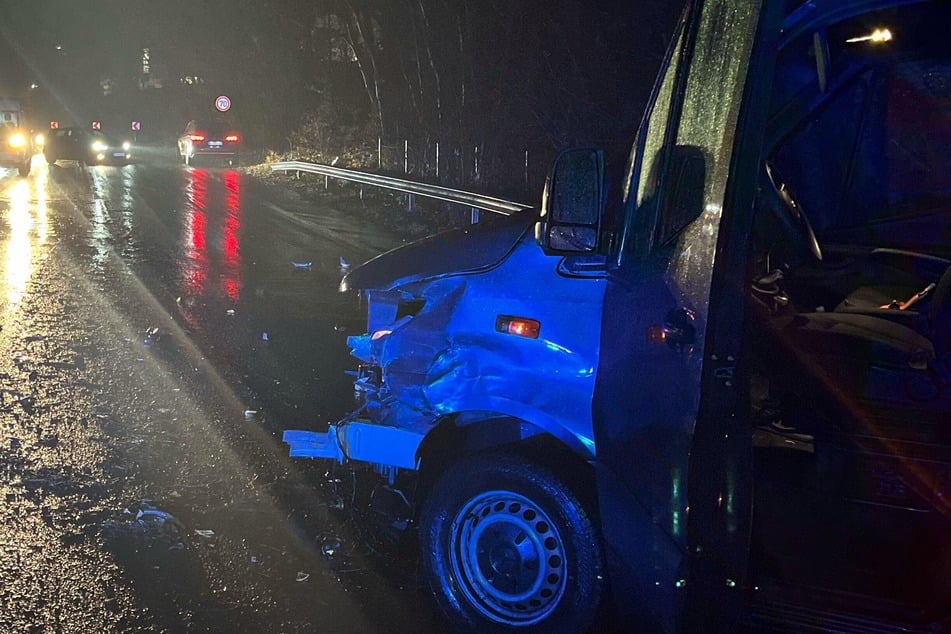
[448,490,567,625]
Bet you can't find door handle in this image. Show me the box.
[663,307,696,351]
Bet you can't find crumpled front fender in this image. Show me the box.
[351,235,606,453]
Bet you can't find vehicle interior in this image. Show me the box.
[743,2,950,625]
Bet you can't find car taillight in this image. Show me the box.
[225,134,240,143]
[190,134,205,142]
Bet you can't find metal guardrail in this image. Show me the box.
[270,160,533,216]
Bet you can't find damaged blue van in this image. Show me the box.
[285,1,951,631]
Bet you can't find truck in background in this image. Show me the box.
[285,1,951,631]
[0,99,32,176]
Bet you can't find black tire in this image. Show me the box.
[420,453,604,633]
[45,153,55,165]
[18,160,30,177]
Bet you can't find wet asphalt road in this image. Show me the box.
[0,149,446,632]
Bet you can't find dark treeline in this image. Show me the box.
[258,0,677,194]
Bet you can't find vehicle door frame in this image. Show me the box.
[590,0,782,629]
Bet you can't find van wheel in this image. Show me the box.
[18,160,30,176]
[420,453,603,633]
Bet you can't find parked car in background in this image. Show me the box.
[0,99,32,176]
[44,127,131,166]
[177,119,241,166]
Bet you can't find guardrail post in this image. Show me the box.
[404,139,409,174]
[408,193,416,212]
[524,149,529,187]
[378,137,382,170]
[435,141,440,180]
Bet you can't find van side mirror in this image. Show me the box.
[535,148,605,254]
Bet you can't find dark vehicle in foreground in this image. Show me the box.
[0,99,32,176]
[177,120,241,166]
[44,127,132,166]
[284,1,951,631]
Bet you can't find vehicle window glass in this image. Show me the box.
[619,15,686,260]
[770,3,950,235]
[621,1,760,262]
[775,60,951,231]
[662,0,760,312]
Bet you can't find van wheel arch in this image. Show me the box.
[415,416,599,519]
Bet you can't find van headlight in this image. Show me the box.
[8,132,26,148]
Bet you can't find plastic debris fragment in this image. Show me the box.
[261,332,269,341]
[226,309,235,316]
[104,501,187,551]
[292,261,312,269]
[295,572,311,582]
[143,327,160,347]
[321,538,342,558]
[137,507,175,524]
[243,409,258,419]
[194,529,216,538]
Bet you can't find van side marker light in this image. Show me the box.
[496,315,540,339]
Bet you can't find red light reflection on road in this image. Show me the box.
[179,168,243,305]
[222,170,242,301]
[181,168,208,296]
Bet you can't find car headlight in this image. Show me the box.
[91,140,108,152]
[33,133,45,146]
[8,132,27,148]
[122,141,131,151]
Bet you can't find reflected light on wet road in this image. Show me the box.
[182,167,209,297]
[87,166,139,266]
[179,168,243,307]
[3,174,49,307]
[222,170,242,301]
